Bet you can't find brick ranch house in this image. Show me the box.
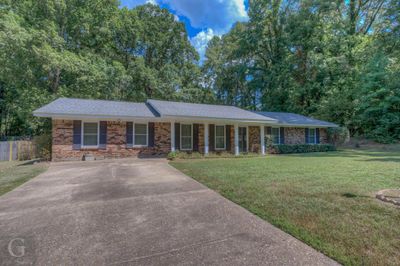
[33,98,338,161]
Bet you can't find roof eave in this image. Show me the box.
[33,112,157,120]
[272,123,339,128]
[161,115,277,123]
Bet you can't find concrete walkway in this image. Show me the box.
[0,158,339,265]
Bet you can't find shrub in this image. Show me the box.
[167,151,261,160]
[167,151,178,160]
[269,144,336,154]
[327,127,350,146]
[33,133,52,161]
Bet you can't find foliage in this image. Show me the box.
[268,144,336,154]
[0,1,206,138]
[167,151,178,160]
[33,133,52,161]
[171,146,400,265]
[0,0,399,144]
[167,150,261,160]
[327,127,350,146]
[355,52,400,143]
[202,0,400,143]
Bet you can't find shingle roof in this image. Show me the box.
[255,111,338,127]
[147,99,275,122]
[33,98,157,118]
[34,98,336,127]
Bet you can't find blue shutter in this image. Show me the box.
[305,128,309,144]
[99,121,107,149]
[175,123,180,150]
[209,124,215,151]
[73,120,81,150]
[226,125,231,151]
[316,128,320,144]
[148,122,155,147]
[126,122,133,148]
[279,127,285,144]
[193,124,199,151]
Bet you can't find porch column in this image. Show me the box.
[170,121,175,152]
[234,123,239,156]
[204,123,209,155]
[260,125,265,155]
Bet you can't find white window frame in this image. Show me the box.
[132,122,149,147]
[308,128,317,144]
[81,121,100,148]
[214,125,226,150]
[180,123,193,151]
[271,127,281,144]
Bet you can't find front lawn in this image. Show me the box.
[170,146,400,266]
[0,160,48,196]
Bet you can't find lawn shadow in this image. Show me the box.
[290,148,400,160]
[362,157,400,163]
[341,192,370,198]
[17,159,42,166]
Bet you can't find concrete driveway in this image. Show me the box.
[0,159,338,265]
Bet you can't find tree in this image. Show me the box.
[0,1,205,137]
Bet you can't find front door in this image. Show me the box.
[238,127,247,153]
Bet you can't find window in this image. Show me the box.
[134,123,148,146]
[215,125,225,150]
[82,122,98,147]
[308,128,316,144]
[271,127,280,144]
[180,124,192,150]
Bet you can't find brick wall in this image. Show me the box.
[198,124,205,153]
[319,128,328,144]
[52,119,331,160]
[284,128,305,144]
[52,120,170,161]
[281,127,329,145]
[249,126,260,153]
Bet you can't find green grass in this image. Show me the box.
[0,160,48,196]
[170,145,400,266]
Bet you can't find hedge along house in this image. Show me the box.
[33,98,338,161]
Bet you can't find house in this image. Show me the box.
[33,98,338,161]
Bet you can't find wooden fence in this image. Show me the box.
[0,141,36,161]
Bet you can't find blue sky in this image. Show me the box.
[120,0,249,62]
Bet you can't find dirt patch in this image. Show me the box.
[376,189,400,206]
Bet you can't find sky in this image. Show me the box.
[120,0,249,62]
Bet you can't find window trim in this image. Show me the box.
[180,123,193,151]
[271,127,281,145]
[132,122,149,147]
[81,121,100,148]
[214,125,226,150]
[308,128,317,144]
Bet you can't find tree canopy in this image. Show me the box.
[0,0,399,143]
[0,0,210,136]
[203,0,399,142]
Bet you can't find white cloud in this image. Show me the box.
[190,28,216,63]
[159,0,248,33]
[120,0,248,63]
